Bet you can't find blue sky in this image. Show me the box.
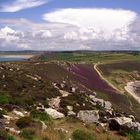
[0,0,140,22]
[0,0,140,50]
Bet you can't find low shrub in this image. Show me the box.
[20,129,35,140]
[0,93,11,105]
[126,130,140,140]
[7,135,16,140]
[72,129,95,140]
[30,110,52,124]
[0,130,15,140]
[16,116,34,129]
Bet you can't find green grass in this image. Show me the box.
[0,92,11,105]
[0,130,16,140]
[96,91,110,101]
[30,110,53,124]
[20,129,35,140]
[72,129,95,140]
[39,52,140,63]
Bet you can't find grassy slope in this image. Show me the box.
[37,52,140,120]
[0,60,130,140]
[1,52,140,140]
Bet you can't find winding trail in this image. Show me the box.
[94,63,122,93]
[94,63,136,113]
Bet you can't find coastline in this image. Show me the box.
[125,81,140,104]
[0,54,34,59]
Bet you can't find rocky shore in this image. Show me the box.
[125,81,140,104]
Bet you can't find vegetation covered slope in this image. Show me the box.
[0,51,140,140]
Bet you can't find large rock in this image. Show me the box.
[77,110,99,123]
[45,108,65,119]
[111,117,132,125]
[109,116,140,133]
[109,117,132,131]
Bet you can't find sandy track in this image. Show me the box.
[94,63,122,93]
[125,81,140,104]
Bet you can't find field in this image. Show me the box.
[37,51,140,63]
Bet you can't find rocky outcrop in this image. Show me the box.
[77,110,99,123]
[109,116,140,132]
[89,95,112,110]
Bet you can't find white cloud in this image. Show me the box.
[0,26,19,42]
[64,31,78,40]
[18,43,30,49]
[0,8,140,51]
[0,0,48,12]
[43,8,138,41]
[43,8,137,31]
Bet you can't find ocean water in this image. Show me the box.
[0,56,27,62]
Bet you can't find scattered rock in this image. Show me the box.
[36,103,45,111]
[45,108,65,119]
[3,115,13,121]
[48,97,60,110]
[67,106,73,111]
[68,111,76,116]
[54,128,68,133]
[70,87,76,93]
[59,90,70,97]
[2,75,5,79]
[5,127,20,135]
[13,110,25,117]
[26,74,41,81]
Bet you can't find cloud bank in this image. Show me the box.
[0,8,140,50]
[0,0,48,12]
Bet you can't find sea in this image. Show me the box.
[0,55,32,62]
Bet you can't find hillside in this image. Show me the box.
[0,52,140,140]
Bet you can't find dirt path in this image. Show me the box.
[94,63,122,93]
[94,63,137,113]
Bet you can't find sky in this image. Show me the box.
[0,0,140,51]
